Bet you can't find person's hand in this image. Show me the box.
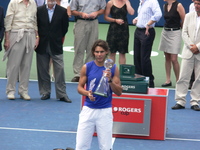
[34,37,39,49]
[132,18,137,25]
[124,0,130,5]
[80,12,90,19]
[190,44,199,54]
[145,24,150,36]
[116,19,124,25]
[89,12,98,19]
[104,69,112,82]
[4,39,10,51]
[88,90,95,101]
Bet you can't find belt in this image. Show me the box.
[164,27,180,31]
[137,27,153,30]
[77,17,97,21]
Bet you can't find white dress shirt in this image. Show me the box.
[136,0,162,28]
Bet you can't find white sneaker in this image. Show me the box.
[7,93,15,100]
[20,93,31,100]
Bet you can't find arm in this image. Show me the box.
[104,1,115,22]
[124,0,134,15]
[148,0,162,25]
[145,0,162,35]
[89,9,105,19]
[182,13,194,49]
[107,66,122,96]
[177,3,185,28]
[35,30,39,49]
[4,31,10,51]
[0,7,4,43]
[78,64,96,101]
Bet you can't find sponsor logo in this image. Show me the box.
[113,107,142,116]
[122,85,135,91]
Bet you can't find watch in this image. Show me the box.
[108,79,112,83]
[146,23,151,27]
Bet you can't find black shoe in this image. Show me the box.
[60,96,72,103]
[66,148,74,150]
[71,76,80,82]
[171,104,185,110]
[161,82,172,87]
[191,105,200,111]
[41,94,50,100]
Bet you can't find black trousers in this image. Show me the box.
[134,28,155,87]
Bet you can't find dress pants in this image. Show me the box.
[134,28,155,87]
[73,19,98,77]
[6,32,35,95]
[36,44,67,99]
[175,55,200,106]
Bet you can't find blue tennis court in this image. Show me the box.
[0,78,200,150]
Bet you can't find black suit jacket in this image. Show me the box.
[36,4,69,55]
[0,6,5,51]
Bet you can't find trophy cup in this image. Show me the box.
[93,59,114,97]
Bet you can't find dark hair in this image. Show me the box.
[91,39,110,58]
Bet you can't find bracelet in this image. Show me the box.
[146,23,151,27]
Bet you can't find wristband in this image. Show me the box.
[108,79,112,83]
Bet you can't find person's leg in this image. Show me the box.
[6,40,25,97]
[190,57,200,106]
[72,20,87,78]
[109,53,116,64]
[18,46,34,97]
[133,29,142,75]
[76,106,96,150]
[175,58,193,106]
[164,52,171,84]
[119,53,126,64]
[51,54,68,99]
[36,53,51,96]
[96,108,113,150]
[85,20,98,63]
[140,28,155,87]
[171,54,180,82]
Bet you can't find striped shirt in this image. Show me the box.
[136,0,162,28]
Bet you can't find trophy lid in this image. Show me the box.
[104,59,114,69]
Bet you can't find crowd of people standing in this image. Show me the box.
[0,0,199,104]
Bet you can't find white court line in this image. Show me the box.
[0,127,76,134]
[166,137,200,142]
[0,127,200,142]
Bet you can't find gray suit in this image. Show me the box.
[175,11,200,106]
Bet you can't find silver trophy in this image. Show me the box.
[93,59,114,97]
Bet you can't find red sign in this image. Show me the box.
[112,99,144,123]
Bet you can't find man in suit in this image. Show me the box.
[36,0,72,103]
[172,0,200,111]
[0,6,4,52]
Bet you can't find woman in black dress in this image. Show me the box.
[104,0,134,64]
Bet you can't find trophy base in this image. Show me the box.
[93,92,108,97]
